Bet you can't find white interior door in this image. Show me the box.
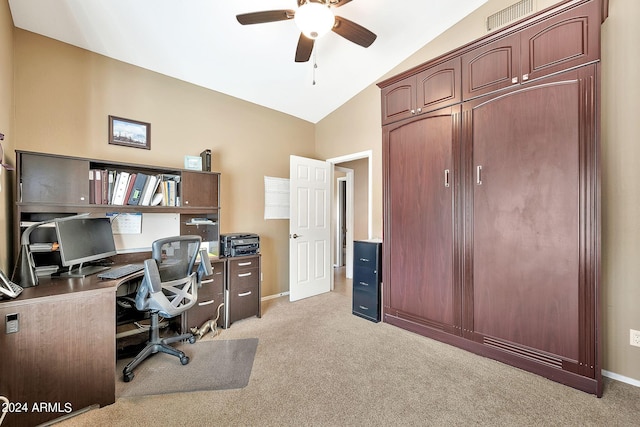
[289,155,332,301]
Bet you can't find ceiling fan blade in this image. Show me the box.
[332,16,376,48]
[295,33,315,62]
[236,10,295,25]
[331,0,354,7]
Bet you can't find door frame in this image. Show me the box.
[327,150,373,280]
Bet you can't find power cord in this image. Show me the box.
[0,395,8,426]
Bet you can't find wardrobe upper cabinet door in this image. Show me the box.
[416,57,461,114]
[520,0,601,83]
[381,57,461,126]
[462,33,520,100]
[381,77,416,125]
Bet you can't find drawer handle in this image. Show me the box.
[238,272,252,277]
[359,281,369,286]
[358,305,369,310]
[198,300,215,306]
[238,291,252,297]
[238,262,252,266]
[201,279,214,284]
[359,258,370,262]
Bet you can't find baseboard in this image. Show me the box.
[602,370,640,388]
[262,292,289,301]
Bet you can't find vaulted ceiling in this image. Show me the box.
[8,0,488,123]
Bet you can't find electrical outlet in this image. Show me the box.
[630,329,640,347]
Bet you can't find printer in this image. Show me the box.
[220,233,260,257]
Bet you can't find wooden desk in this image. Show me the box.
[0,275,120,427]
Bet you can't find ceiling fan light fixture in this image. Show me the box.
[294,2,335,39]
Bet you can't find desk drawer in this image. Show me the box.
[352,287,380,322]
[354,241,380,269]
[228,284,260,324]
[353,266,379,294]
[187,261,225,329]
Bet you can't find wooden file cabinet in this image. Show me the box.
[225,255,261,328]
[185,259,226,330]
[353,240,382,322]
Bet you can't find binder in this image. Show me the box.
[140,174,160,206]
[127,173,148,205]
[91,169,103,205]
[89,169,96,204]
[123,173,137,205]
[111,171,131,205]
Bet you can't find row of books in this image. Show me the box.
[89,169,181,206]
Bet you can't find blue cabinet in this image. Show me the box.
[352,240,382,322]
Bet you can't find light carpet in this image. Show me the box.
[115,338,258,397]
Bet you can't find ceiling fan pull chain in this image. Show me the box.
[312,50,318,85]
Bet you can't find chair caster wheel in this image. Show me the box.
[189,336,196,344]
[180,356,190,365]
[123,372,134,382]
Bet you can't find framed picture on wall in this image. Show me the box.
[108,115,151,150]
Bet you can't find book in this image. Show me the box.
[127,173,148,205]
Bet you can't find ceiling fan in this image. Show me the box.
[236,0,377,63]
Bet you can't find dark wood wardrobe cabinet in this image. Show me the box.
[378,0,605,396]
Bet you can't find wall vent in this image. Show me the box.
[487,0,535,32]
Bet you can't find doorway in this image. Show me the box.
[327,150,372,281]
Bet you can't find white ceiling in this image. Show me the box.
[8,0,488,123]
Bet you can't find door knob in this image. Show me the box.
[290,233,302,239]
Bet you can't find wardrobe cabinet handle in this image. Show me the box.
[238,291,252,297]
[444,169,450,188]
[476,165,483,185]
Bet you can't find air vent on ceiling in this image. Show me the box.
[487,0,535,32]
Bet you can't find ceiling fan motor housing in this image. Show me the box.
[295,2,336,39]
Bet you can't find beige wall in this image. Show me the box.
[600,0,640,382]
[12,29,315,298]
[4,0,639,384]
[0,0,13,273]
[316,0,640,384]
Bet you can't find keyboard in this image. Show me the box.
[97,263,144,280]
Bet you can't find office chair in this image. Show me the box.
[122,235,212,382]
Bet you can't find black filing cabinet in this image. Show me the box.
[353,240,382,322]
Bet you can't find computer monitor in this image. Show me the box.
[54,217,117,277]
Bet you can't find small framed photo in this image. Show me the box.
[109,115,150,150]
[184,155,203,171]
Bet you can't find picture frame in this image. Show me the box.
[109,115,150,150]
[184,155,203,171]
